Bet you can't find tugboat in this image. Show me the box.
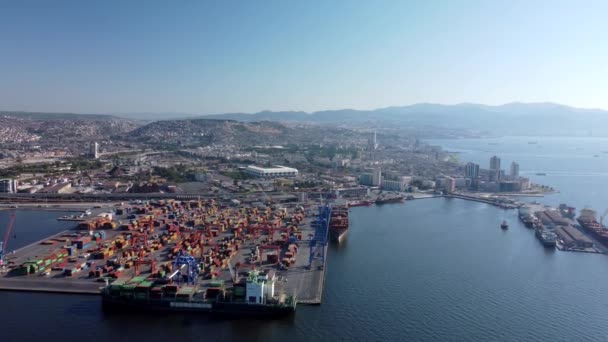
[500,220,509,230]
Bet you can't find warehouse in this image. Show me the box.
[245,165,299,178]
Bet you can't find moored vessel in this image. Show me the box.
[329,206,349,242]
[535,228,557,248]
[375,196,404,205]
[101,269,296,317]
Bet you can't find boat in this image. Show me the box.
[577,209,608,247]
[375,195,405,205]
[528,141,538,144]
[535,228,557,248]
[500,220,509,229]
[101,270,297,317]
[535,172,547,176]
[329,206,349,242]
[348,200,372,208]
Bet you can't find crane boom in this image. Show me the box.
[0,211,17,267]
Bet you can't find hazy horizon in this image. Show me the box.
[2,101,608,117]
[1,1,607,114]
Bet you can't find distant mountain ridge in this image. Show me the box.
[3,102,608,136]
[0,111,122,121]
[194,102,608,136]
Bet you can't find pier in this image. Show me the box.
[0,199,330,308]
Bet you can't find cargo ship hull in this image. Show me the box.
[329,228,347,242]
[329,206,349,243]
[102,296,296,317]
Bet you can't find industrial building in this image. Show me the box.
[245,165,298,178]
[359,168,382,187]
[335,187,370,198]
[381,178,410,191]
[555,225,594,248]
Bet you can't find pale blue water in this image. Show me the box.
[427,136,608,211]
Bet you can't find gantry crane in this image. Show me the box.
[0,211,16,268]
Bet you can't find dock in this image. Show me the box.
[0,199,331,307]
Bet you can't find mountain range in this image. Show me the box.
[187,102,608,136]
[3,102,608,136]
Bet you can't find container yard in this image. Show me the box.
[0,199,335,315]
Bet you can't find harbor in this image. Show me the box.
[0,199,336,316]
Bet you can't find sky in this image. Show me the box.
[0,0,607,114]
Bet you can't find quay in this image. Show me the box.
[0,199,331,308]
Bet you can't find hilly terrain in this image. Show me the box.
[125,119,361,147]
[0,114,140,145]
[196,103,608,136]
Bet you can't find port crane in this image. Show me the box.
[0,211,16,268]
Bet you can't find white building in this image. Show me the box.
[0,179,17,193]
[381,176,411,192]
[90,142,99,159]
[245,165,298,178]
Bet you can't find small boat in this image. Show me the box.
[500,220,509,230]
[535,172,547,176]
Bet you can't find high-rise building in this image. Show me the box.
[0,179,17,193]
[464,162,480,179]
[489,156,501,171]
[368,131,378,151]
[510,162,520,178]
[90,142,99,159]
[372,168,382,186]
[444,176,456,193]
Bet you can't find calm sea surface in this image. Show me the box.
[2,137,608,341]
[427,136,608,211]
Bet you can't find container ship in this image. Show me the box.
[375,195,404,205]
[329,206,349,242]
[102,269,296,317]
[576,209,608,247]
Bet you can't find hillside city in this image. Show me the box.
[0,114,552,207]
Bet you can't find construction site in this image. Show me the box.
[0,198,334,315]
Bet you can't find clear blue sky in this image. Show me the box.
[1,0,607,114]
